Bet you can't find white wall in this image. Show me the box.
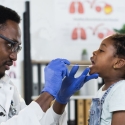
[30,0,125,61]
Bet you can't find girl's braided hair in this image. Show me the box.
[111,33,125,58]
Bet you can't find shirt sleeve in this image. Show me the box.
[109,82,125,112]
[0,101,44,125]
[40,104,67,125]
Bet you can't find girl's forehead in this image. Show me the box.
[101,37,114,45]
[100,38,116,53]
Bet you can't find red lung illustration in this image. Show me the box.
[81,28,86,39]
[72,28,87,40]
[78,2,84,13]
[72,28,78,39]
[69,2,75,13]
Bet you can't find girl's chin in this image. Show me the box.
[89,71,95,75]
[89,68,94,75]
[89,69,98,75]
[89,66,98,75]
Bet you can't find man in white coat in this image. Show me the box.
[0,5,98,125]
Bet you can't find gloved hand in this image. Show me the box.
[42,58,70,98]
[56,65,99,104]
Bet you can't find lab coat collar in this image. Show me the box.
[0,74,14,117]
[0,74,10,84]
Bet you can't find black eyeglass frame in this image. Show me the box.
[0,34,22,53]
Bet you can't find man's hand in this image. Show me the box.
[41,58,70,98]
[56,65,99,104]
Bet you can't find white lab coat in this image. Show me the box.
[0,74,67,125]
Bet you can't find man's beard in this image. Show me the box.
[0,72,5,79]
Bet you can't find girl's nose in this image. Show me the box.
[93,50,97,56]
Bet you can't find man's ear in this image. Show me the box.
[114,58,125,69]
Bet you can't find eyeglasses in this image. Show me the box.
[0,34,22,53]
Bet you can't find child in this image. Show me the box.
[88,33,125,125]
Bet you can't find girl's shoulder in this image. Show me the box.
[114,80,125,88]
[109,80,125,96]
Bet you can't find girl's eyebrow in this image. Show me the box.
[101,43,107,47]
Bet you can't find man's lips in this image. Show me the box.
[4,61,13,70]
[5,65,10,70]
[5,61,13,66]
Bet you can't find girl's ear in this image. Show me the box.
[113,58,125,69]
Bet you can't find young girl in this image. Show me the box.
[89,33,125,125]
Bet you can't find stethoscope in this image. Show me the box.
[8,101,17,118]
[0,105,6,117]
[0,100,16,118]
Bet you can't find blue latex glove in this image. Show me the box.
[42,58,70,98]
[56,65,99,104]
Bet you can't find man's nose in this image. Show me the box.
[9,52,17,61]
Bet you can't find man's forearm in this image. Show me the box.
[53,100,66,114]
[35,92,66,115]
[35,92,54,112]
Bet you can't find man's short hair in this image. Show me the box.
[0,5,21,25]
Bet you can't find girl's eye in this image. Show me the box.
[99,49,104,52]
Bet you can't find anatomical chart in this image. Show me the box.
[55,0,125,43]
